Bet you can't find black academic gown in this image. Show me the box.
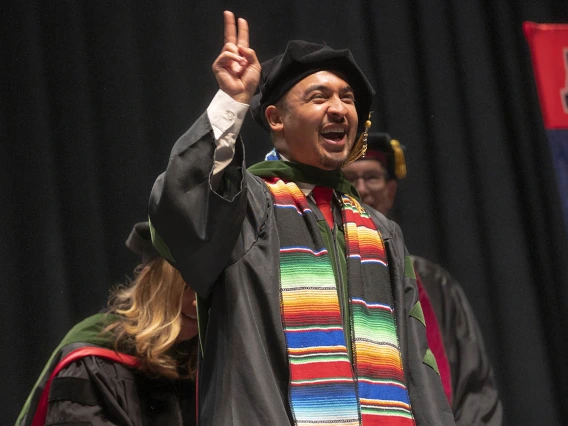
[16,314,196,426]
[412,256,503,426]
[149,112,455,426]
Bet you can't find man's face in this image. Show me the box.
[271,71,359,170]
[342,159,397,215]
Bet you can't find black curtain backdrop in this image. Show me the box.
[2,1,568,424]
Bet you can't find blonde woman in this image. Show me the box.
[17,222,198,426]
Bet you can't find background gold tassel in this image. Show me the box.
[390,139,407,179]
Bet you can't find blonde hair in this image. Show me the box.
[106,257,197,379]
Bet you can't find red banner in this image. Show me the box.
[524,22,568,129]
[524,22,568,229]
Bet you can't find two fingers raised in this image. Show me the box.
[223,11,249,49]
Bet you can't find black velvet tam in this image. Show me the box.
[363,132,408,180]
[250,40,375,132]
[125,221,159,264]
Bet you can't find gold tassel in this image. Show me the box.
[390,139,407,179]
[344,113,372,165]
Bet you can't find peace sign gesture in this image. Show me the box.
[212,11,261,105]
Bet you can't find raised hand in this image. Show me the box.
[212,11,261,105]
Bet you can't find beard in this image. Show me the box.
[317,136,353,169]
[318,152,349,169]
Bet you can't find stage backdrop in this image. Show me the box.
[2,1,568,424]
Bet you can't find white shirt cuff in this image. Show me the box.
[206,90,249,186]
[207,90,249,140]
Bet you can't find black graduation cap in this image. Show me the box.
[250,40,375,133]
[363,132,407,180]
[125,221,159,264]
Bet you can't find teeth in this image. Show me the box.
[321,127,346,134]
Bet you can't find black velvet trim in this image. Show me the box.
[48,376,99,406]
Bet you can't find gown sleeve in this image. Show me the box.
[45,357,137,426]
[148,111,249,298]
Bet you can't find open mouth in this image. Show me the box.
[320,126,347,143]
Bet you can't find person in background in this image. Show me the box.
[148,10,454,426]
[343,132,503,425]
[16,222,198,426]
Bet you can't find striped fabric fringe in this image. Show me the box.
[265,178,415,426]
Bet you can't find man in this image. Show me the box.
[149,11,454,426]
[343,133,503,425]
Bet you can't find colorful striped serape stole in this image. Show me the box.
[342,195,414,425]
[265,178,415,426]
